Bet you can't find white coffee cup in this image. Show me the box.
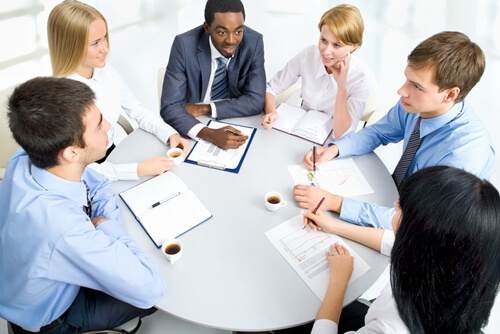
[167,147,184,165]
[265,191,287,211]
[161,239,183,264]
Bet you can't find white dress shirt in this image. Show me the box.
[266,45,372,138]
[311,282,409,334]
[187,38,232,140]
[68,64,178,180]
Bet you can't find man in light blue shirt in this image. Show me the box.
[0,77,165,333]
[294,32,494,240]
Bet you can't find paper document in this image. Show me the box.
[265,214,371,300]
[288,158,374,197]
[185,120,256,173]
[119,172,212,248]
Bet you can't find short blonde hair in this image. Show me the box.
[318,4,364,50]
[48,0,109,77]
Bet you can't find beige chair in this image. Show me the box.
[117,114,134,135]
[360,78,384,127]
[7,317,140,334]
[157,67,166,108]
[275,83,301,105]
[0,85,20,180]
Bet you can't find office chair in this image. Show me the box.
[359,78,384,127]
[0,84,20,181]
[7,317,140,334]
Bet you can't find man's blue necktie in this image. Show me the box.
[211,57,229,100]
[392,117,422,188]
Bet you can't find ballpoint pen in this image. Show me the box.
[304,196,325,229]
[225,128,240,136]
[150,191,181,209]
[312,143,317,174]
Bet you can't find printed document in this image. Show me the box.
[265,214,371,300]
[185,120,255,172]
[288,158,374,197]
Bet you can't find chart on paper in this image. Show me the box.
[266,214,371,300]
[288,158,374,198]
[280,227,332,262]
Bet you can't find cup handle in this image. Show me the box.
[281,200,287,207]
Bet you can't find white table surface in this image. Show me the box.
[108,115,396,332]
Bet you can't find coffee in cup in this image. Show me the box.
[265,191,287,211]
[161,239,183,264]
[167,147,184,165]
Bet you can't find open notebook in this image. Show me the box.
[119,172,212,248]
[273,103,333,145]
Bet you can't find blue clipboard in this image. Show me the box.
[184,120,256,174]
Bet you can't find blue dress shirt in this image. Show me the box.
[0,149,165,331]
[334,99,495,229]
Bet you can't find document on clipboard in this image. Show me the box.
[119,172,212,248]
[184,120,256,173]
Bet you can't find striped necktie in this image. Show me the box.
[392,117,422,188]
[83,180,92,218]
[211,57,229,100]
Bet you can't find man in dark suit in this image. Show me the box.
[160,0,266,149]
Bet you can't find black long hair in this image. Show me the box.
[391,166,500,334]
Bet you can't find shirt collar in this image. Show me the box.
[419,101,464,137]
[67,67,103,83]
[30,163,88,209]
[314,54,331,80]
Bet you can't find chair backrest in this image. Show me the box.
[1,85,20,180]
[158,67,166,108]
[7,321,14,334]
[276,83,302,105]
[360,78,380,125]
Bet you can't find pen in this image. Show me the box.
[304,197,325,229]
[151,192,181,209]
[225,128,240,136]
[312,143,317,174]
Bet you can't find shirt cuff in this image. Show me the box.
[311,319,338,334]
[96,219,128,239]
[210,102,217,118]
[339,197,364,224]
[115,163,140,181]
[380,230,395,256]
[187,123,207,141]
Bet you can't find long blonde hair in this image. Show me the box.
[318,4,364,51]
[48,0,109,77]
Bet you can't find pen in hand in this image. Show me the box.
[303,196,325,229]
[313,144,317,174]
[225,128,240,136]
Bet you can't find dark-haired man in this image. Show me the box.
[0,77,165,333]
[160,0,266,149]
[295,31,495,255]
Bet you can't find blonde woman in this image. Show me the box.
[47,0,189,181]
[262,4,372,139]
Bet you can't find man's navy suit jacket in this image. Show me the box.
[160,25,266,136]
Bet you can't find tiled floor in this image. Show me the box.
[1,0,499,333]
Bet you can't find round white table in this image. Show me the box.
[108,115,396,331]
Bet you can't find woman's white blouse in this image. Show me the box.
[266,45,372,138]
[68,64,178,180]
